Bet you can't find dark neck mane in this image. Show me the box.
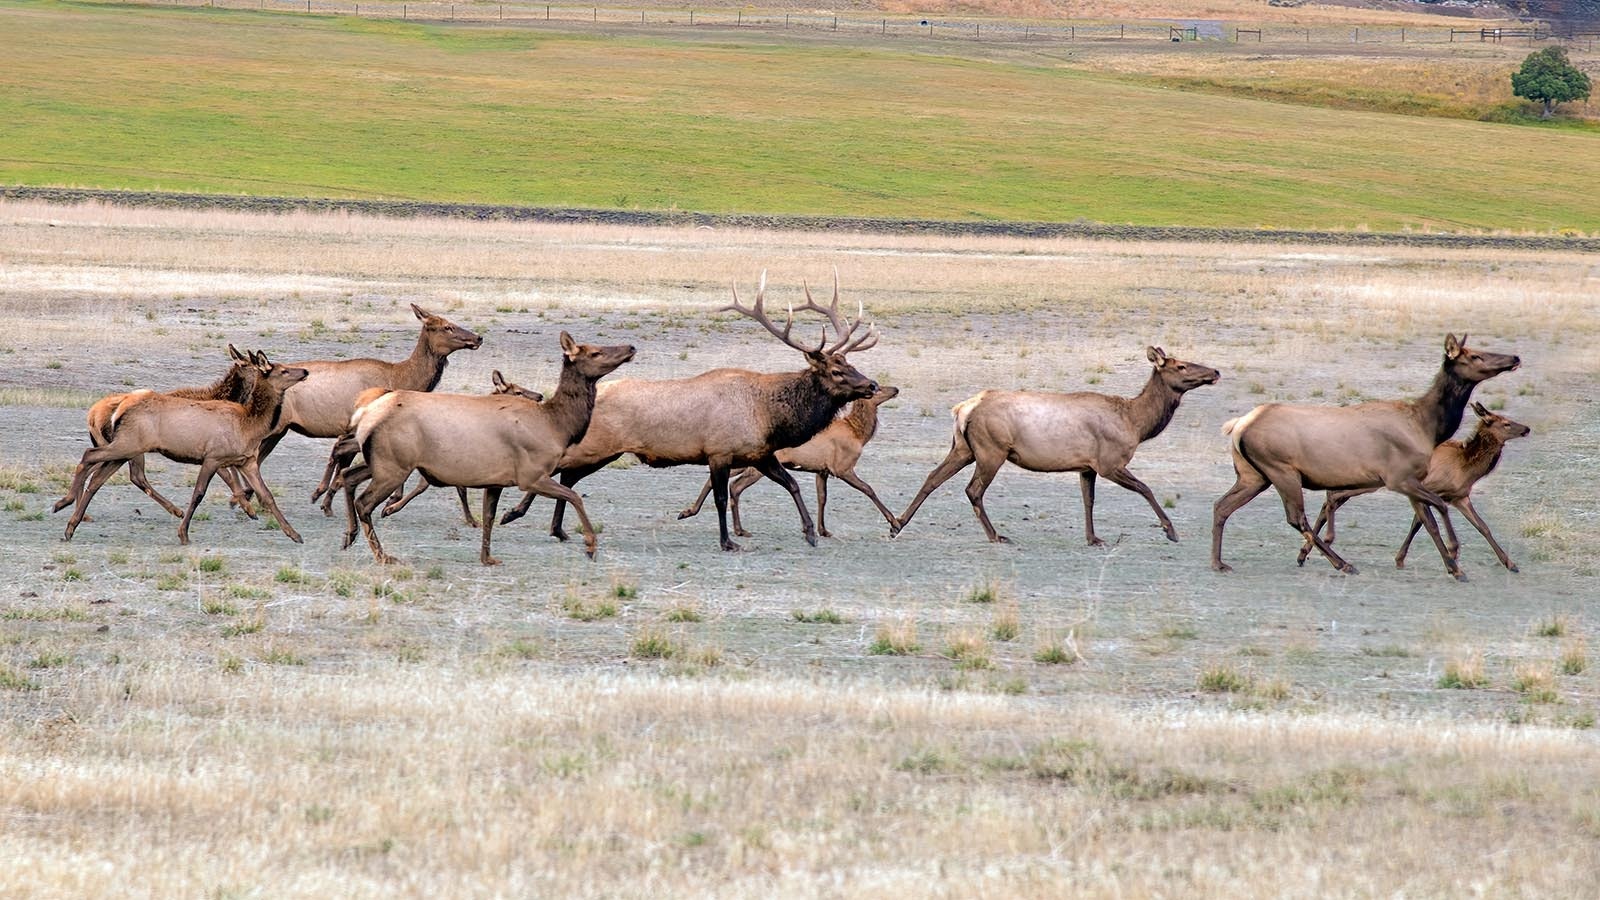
[404,330,450,392]
[767,371,840,449]
[1127,370,1183,443]
[545,359,601,443]
[1460,425,1506,474]
[1413,363,1476,445]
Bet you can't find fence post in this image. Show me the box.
[640,9,644,23]
[546,5,550,19]
[1400,27,1405,42]
[975,23,980,39]
[881,18,885,34]
[832,15,837,30]
[689,10,692,24]
[500,5,503,19]
[1120,24,1124,39]
[305,0,309,11]
[593,7,596,21]
[1070,25,1074,40]
[737,10,741,25]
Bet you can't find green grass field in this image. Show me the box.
[3,0,1598,231]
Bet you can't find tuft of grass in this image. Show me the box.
[227,585,271,601]
[1360,645,1415,658]
[1256,678,1292,701]
[274,566,309,585]
[612,580,639,600]
[562,595,618,622]
[1198,663,1252,694]
[196,555,225,574]
[1511,664,1559,704]
[425,565,445,581]
[261,646,305,666]
[1560,640,1588,676]
[201,596,238,616]
[27,650,69,670]
[496,638,541,661]
[664,605,702,623]
[222,618,265,638]
[61,567,86,582]
[1532,614,1571,638]
[991,605,1021,643]
[1438,653,1489,690]
[154,572,187,591]
[793,608,845,625]
[219,653,244,675]
[869,619,921,657]
[944,629,994,671]
[1159,622,1199,641]
[630,627,679,660]
[1033,631,1080,665]
[963,580,1000,604]
[0,665,40,692]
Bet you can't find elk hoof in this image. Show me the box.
[584,543,598,560]
[1164,529,1180,543]
[377,553,399,565]
[1339,563,1359,575]
[735,527,752,538]
[1452,571,1469,583]
[463,516,480,529]
[818,528,832,539]
[499,510,524,526]
[721,539,743,552]
[1212,561,1233,573]
[481,556,501,567]
[803,532,818,548]
[676,509,695,520]
[550,528,570,543]
[320,505,334,519]
[1394,557,1407,569]
[1506,561,1520,573]
[1087,536,1106,547]
[888,521,902,538]
[993,535,1013,545]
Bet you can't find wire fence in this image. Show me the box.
[99,0,1600,49]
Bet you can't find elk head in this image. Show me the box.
[559,331,636,379]
[869,384,900,405]
[1147,346,1221,393]
[726,271,878,403]
[413,303,484,354]
[491,370,544,402]
[251,351,311,393]
[1444,333,1520,383]
[1470,401,1532,440]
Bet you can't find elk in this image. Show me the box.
[253,304,482,502]
[52,345,258,518]
[339,333,634,566]
[675,384,901,537]
[897,347,1220,545]
[1296,402,1531,572]
[311,371,544,525]
[1211,334,1520,581]
[498,273,879,551]
[61,352,310,545]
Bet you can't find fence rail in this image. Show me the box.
[100,0,1597,49]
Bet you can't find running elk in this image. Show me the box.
[62,352,310,546]
[254,304,482,500]
[1298,401,1531,572]
[53,345,258,518]
[498,273,879,551]
[676,384,901,537]
[1212,334,1520,581]
[897,347,1219,545]
[340,334,633,565]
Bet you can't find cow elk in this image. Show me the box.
[53,344,259,518]
[897,347,1220,545]
[340,333,634,566]
[677,384,901,537]
[1212,334,1520,581]
[498,272,879,551]
[1298,401,1531,572]
[254,304,482,499]
[62,352,310,546]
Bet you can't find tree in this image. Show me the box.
[1511,47,1592,119]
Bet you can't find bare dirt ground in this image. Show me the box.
[2,200,1598,895]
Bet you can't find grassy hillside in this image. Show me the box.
[2,0,1597,231]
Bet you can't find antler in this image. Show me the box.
[725,270,877,356]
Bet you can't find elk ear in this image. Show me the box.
[253,350,273,373]
[227,343,245,362]
[492,370,508,391]
[560,331,579,360]
[1471,401,1490,418]
[411,303,431,322]
[1146,346,1167,366]
[1444,333,1463,359]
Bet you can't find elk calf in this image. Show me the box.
[62,353,309,546]
[1212,334,1520,581]
[1299,402,1531,572]
[340,334,633,566]
[677,384,901,537]
[897,348,1219,546]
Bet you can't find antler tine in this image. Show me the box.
[722,270,819,353]
[840,323,878,356]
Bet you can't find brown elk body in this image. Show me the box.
[53,345,258,518]
[1211,334,1520,581]
[315,372,544,525]
[896,347,1220,545]
[498,274,879,552]
[261,304,482,502]
[1298,402,1531,571]
[676,384,901,537]
[62,353,310,545]
[339,334,633,566]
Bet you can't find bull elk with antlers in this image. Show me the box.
[897,347,1220,545]
[1298,401,1531,572]
[339,334,634,565]
[1212,334,1520,580]
[61,352,310,546]
[499,272,879,551]
[675,384,901,537]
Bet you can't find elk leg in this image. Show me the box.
[457,487,479,528]
[709,463,740,552]
[752,456,816,547]
[1455,497,1517,572]
[479,487,502,566]
[217,467,258,519]
[340,462,371,550]
[1392,479,1465,581]
[177,461,221,546]
[1211,468,1270,573]
[521,475,600,559]
[532,463,605,538]
[964,451,1010,544]
[239,460,302,544]
[126,455,186,518]
[311,434,355,506]
[353,468,408,565]
[64,455,127,541]
[1440,508,1461,559]
[727,468,762,537]
[678,478,714,521]
[896,440,975,534]
[1395,514,1425,569]
[835,468,899,536]
[1102,466,1178,542]
[245,430,286,505]
[381,479,430,519]
[1270,472,1356,574]
[1075,471,1103,547]
[814,472,830,538]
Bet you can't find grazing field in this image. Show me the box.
[2,200,1599,895]
[2,1,1599,231]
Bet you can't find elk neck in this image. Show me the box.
[1458,425,1507,477]
[1413,364,1477,445]
[398,329,452,392]
[766,371,842,449]
[245,376,289,436]
[1127,369,1183,442]
[543,359,602,443]
[843,399,880,443]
